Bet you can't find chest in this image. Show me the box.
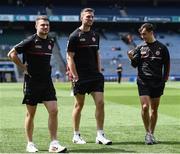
[29,40,53,54]
[77,33,98,47]
[140,45,163,60]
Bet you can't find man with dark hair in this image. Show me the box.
[127,23,170,145]
[66,8,112,145]
[7,15,67,153]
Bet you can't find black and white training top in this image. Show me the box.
[67,28,100,77]
[131,40,170,82]
[15,34,54,81]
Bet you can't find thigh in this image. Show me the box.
[23,78,57,105]
[73,79,88,95]
[23,76,43,105]
[87,73,104,94]
[26,104,37,116]
[139,95,151,107]
[90,77,104,93]
[73,73,104,95]
[44,100,58,113]
[150,97,160,111]
[137,79,150,96]
[42,80,57,102]
[74,94,86,106]
[149,83,165,98]
[91,92,104,105]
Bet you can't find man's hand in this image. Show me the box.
[23,64,31,77]
[72,76,79,82]
[127,50,134,60]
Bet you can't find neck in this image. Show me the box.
[79,25,91,32]
[37,33,47,39]
[147,36,156,43]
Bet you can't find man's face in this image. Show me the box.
[36,19,50,35]
[81,11,94,27]
[140,28,153,43]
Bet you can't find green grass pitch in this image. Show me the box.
[0,82,180,153]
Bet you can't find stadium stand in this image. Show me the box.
[0,0,180,81]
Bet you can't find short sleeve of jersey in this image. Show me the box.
[67,34,78,53]
[162,45,170,62]
[96,34,100,51]
[14,36,32,54]
[130,45,141,67]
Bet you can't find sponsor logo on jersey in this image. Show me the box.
[80,38,86,42]
[35,45,42,49]
[140,47,149,58]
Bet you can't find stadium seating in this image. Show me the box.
[56,30,180,79]
[0,1,179,81]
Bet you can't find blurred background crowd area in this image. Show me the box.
[0,0,179,82]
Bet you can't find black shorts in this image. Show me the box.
[23,75,57,106]
[73,73,104,95]
[137,78,165,98]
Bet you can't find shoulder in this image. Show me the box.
[47,36,55,44]
[68,29,81,44]
[91,30,99,37]
[22,34,35,44]
[15,34,35,47]
[156,40,166,47]
[26,34,36,42]
[23,34,38,45]
[155,40,169,52]
[69,28,80,38]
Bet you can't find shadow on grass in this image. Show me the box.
[158,141,180,145]
[112,141,180,145]
[40,149,135,153]
[69,147,135,153]
[112,141,144,145]
[35,141,180,153]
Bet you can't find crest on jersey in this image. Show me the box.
[155,51,160,56]
[92,37,96,42]
[48,45,52,50]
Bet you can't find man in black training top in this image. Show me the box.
[8,15,67,153]
[66,8,112,145]
[127,23,170,145]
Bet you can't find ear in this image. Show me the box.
[80,16,83,22]
[80,12,84,21]
[35,23,37,30]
